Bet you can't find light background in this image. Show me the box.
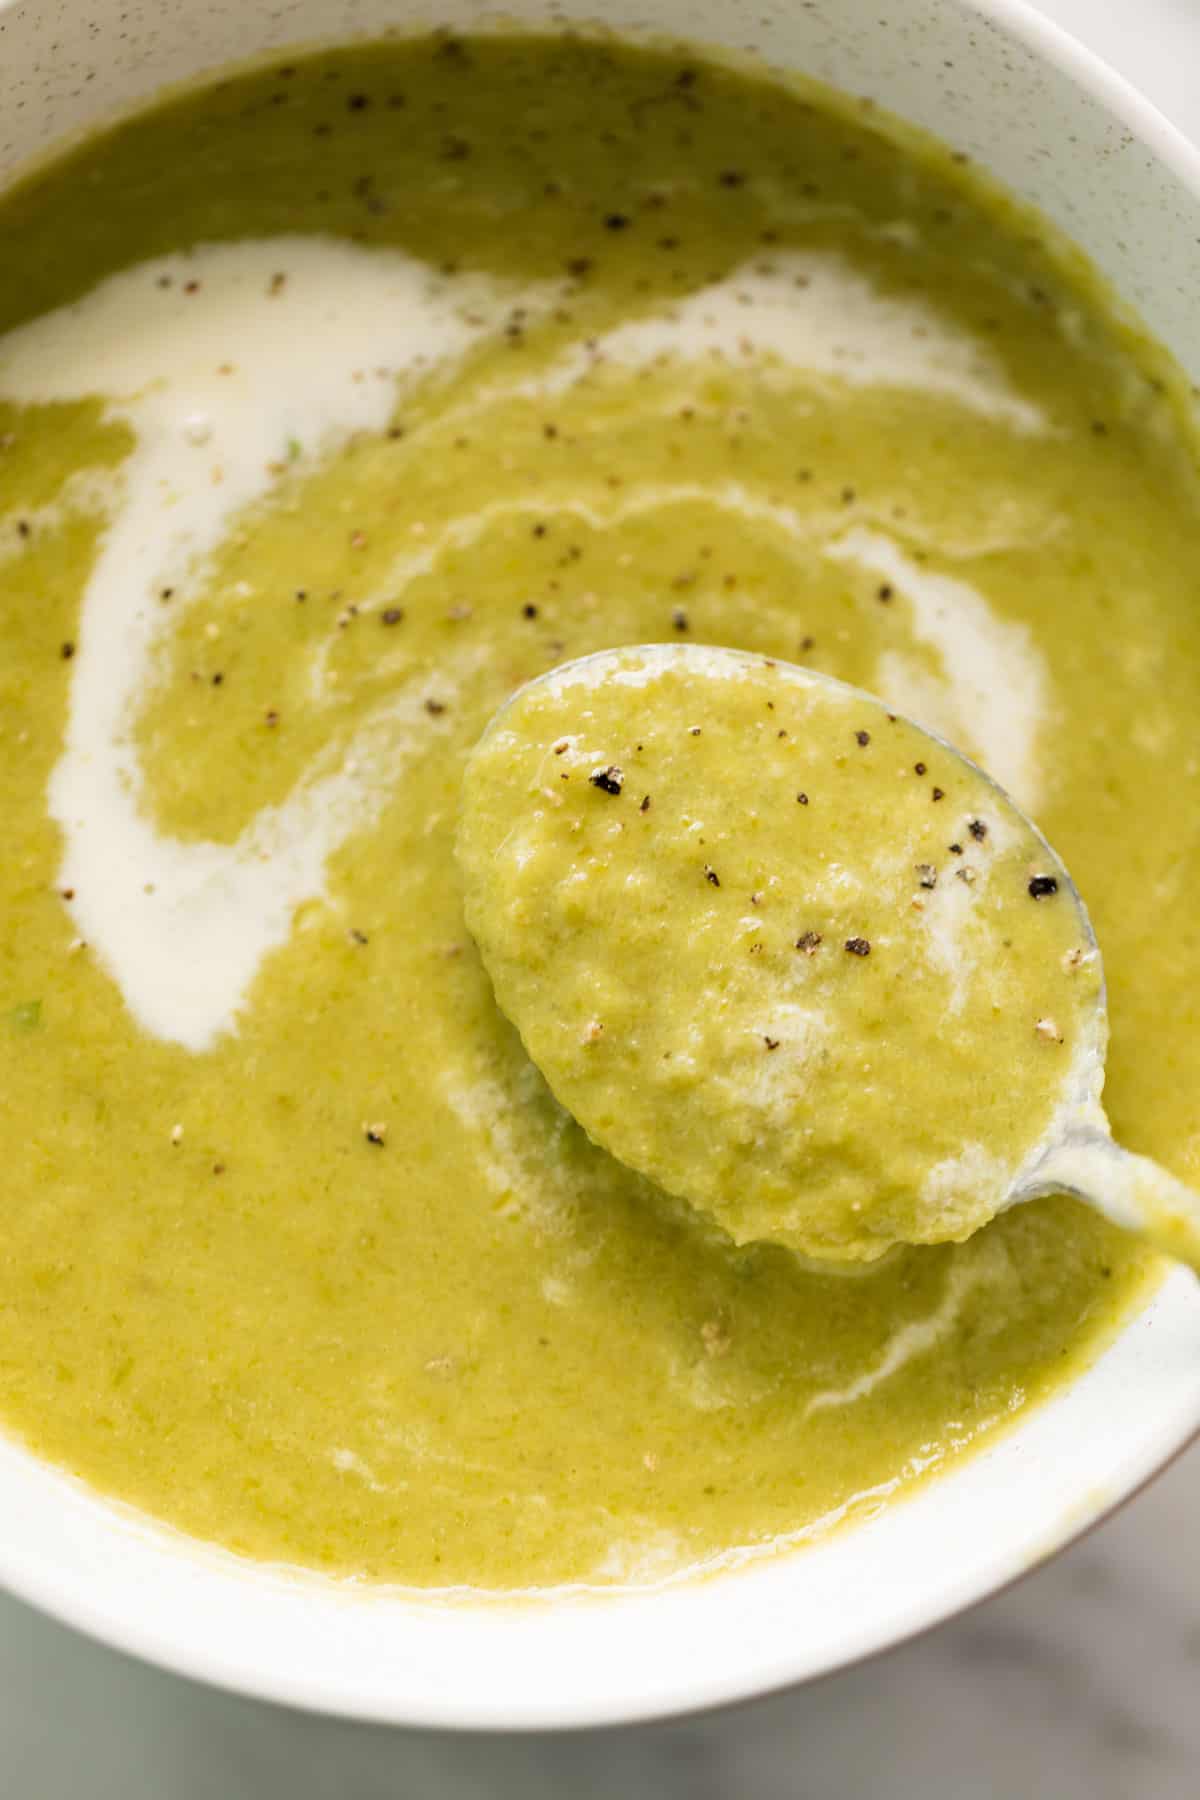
[5,3,1200,1793]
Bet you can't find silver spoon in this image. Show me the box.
[459,644,1200,1274]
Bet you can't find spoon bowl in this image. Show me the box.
[459,643,1200,1273]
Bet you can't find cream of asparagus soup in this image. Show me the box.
[0,34,1194,1587]
[457,645,1099,1264]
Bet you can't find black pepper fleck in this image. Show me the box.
[968,818,988,841]
[381,607,404,626]
[590,765,624,795]
[1028,875,1059,899]
[855,729,870,747]
[522,603,539,619]
[60,642,75,660]
[844,937,871,957]
[704,864,721,887]
[914,761,926,776]
[796,931,822,953]
[639,795,651,813]
[931,786,945,802]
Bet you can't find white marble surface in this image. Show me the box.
[4,2,1200,1793]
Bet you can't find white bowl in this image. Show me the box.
[2,0,1200,1731]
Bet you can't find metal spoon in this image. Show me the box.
[459,643,1200,1274]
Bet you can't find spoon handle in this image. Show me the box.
[1021,1130,1200,1274]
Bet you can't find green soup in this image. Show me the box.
[457,644,1098,1263]
[0,34,1192,1588]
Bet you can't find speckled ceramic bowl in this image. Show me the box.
[1,0,1199,1730]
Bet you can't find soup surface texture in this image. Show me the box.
[0,34,1193,1587]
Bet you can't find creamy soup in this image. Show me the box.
[0,34,1193,1588]
[458,644,1098,1263]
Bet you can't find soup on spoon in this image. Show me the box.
[457,644,1200,1270]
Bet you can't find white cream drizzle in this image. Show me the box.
[524,250,1047,432]
[0,237,1049,1053]
[0,238,513,1051]
[827,526,1048,808]
[803,1251,994,1418]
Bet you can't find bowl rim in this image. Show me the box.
[0,1266,1197,1732]
[2,0,1200,1733]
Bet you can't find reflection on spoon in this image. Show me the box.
[456,643,1200,1273]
